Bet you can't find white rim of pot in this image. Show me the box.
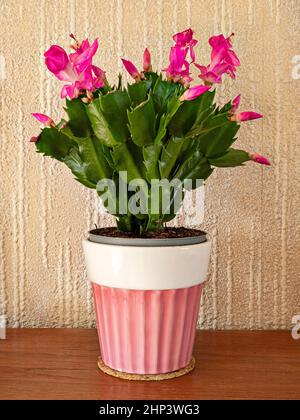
[83,234,211,291]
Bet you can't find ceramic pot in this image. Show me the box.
[83,232,211,376]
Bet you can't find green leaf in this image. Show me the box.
[59,126,113,182]
[197,120,240,158]
[86,100,115,147]
[188,111,230,138]
[100,90,131,141]
[101,143,115,169]
[65,98,92,137]
[144,71,160,89]
[152,77,180,116]
[111,143,144,182]
[168,95,207,137]
[154,96,182,147]
[173,150,213,189]
[209,148,250,167]
[87,91,131,146]
[143,144,162,181]
[127,95,156,146]
[127,80,152,107]
[36,127,112,189]
[198,90,216,112]
[62,148,96,189]
[143,97,182,182]
[216,100,233,114]
[76,136,113,183]
[36,127,75,161]
[191,91,216,127]
[185,105,240,158]
[159,136,185,179]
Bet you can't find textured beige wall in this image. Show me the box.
[0,0,299,329]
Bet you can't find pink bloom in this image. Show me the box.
[195,63,233,84]
[209,34,240,67]
[233,112,263,122]
[249,153,271,166]
[163,45,191,84]
[30,136,39,143]
[195,33,240,84]
[173,28,194,45]
[122,50,151,81]
[91,65,107,89]
[69,38,99,73]
[173,28,198,62]
[230,95,263,122]
[180,85,211,101]
[121,58,141,81]
[60,83,81,100]
[44,36,106,100]
[32,113,54,126]
[231,94,241,113]
[143,48,152,72]
[163,29,198,85]
[44,45,77,83]
[44,45,68,74]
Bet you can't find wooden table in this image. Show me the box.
[0,329,299,400]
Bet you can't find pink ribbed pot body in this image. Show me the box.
[92,283,204,374]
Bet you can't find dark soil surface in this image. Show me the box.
[90,227,206,239]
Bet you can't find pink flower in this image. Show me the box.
[30,136,39,143]
[121,58,141,81]
[44,45,77,82]
[209,34,240,67]
[32,113,54,126]
[69,38,99,73]
[44,36,106,100]
[249,153,271,166]
[143,48,152,72]
[231,94,241,113]
[180,85,211,101]
[163,45,191,85]
[230,95,263,122]
[232,112,263,122]
[195,63,232,84]
[195,33,240,84]
[44,45,67,74]
[122,49,152,80]
[163,28,198,85]
[60,83,81,100]
[91,65,107,89]
[173,28,198,62]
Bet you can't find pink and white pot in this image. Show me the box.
[83,232,211,377]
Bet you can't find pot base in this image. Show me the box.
[97,356,195,381]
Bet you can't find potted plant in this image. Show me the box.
[31,29,270,379]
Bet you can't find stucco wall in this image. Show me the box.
[0,0,299,329]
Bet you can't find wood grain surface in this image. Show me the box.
[0,329,299,400]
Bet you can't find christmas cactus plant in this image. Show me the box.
[31,29,270,235]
